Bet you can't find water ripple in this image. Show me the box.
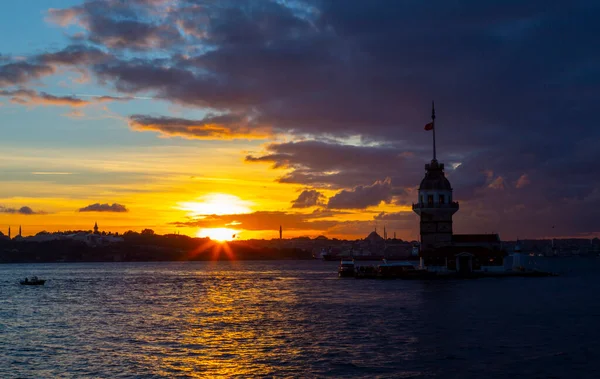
[1,259,600,378]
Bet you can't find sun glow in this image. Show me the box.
[178,193,253,217]
[197,227,239,242]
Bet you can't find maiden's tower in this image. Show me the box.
[413,103,505,274]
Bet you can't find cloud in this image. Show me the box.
[64,110,85,118]
[488,176,506,190]
[516,174,530,188]
[79,203,128,212]
[0,89,131,108]
[0,89,90,107]
[5,0,600,238]
[23,0,600,142]
[291,189,326,208]
[47,1,183,50]
[128,114,273,140]
[0,205,46,215]
[0,44,112,90]
[39,44,113,66]
[172,211,338,231]
[171,209,415,239]
[246,140,421,189]
[0,62,55,86]
[47,7,84,26]
[327,178,393,209]
[375,211,416,221]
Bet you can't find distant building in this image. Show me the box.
[365,230,384,245]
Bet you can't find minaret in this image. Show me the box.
[19,225,22,237]
[383,226,387,240]
[279,225,282,240]
[94,222,99,234]
[412,103,459,254]
[8,226,11,239]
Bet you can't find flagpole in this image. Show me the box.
[432,101,436,161]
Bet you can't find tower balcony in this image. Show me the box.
[412,201,459,209]
[412,201,459,215]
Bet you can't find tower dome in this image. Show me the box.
[419,160,452,191]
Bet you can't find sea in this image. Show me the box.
[1,258,600,378]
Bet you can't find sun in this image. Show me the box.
[178,193,252,217]
[197,227,239,242]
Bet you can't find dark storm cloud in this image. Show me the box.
[128,114,273,140]
[38,0,599,144]
[327,178,393,209]
[5,0,598,238]
[31,0,600,140]
[291,190,326,208]
[0,205,46,215]
[79,203,128,212]
[246,140,422,189]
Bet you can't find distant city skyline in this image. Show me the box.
[1,1,599,241]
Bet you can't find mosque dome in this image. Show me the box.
[365,231,384,243]
[419,160,452,191]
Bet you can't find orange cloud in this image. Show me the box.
[129,114,273,140]
[488,176,505,190]
[46,8,83,27]
[63,110,85,118]
[516,174,530,189]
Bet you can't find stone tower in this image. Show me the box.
[412,159,459,251]
[412,102,459,252]
[94,222,99,234]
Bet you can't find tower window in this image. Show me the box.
[439,194,445,204]
[427,195,434,205]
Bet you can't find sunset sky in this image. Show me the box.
[1,0,598,240]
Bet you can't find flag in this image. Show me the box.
[424,122,434,131]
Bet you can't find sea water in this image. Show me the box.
[1,259,600,378]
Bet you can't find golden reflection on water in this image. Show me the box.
[147,268,301,378]
[2,262,428,377]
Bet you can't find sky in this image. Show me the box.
[1,0,599,241]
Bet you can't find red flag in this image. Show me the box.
[424,122,434,131]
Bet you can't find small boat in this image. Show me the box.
[20,276,46,286]
[338,260,355,277]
